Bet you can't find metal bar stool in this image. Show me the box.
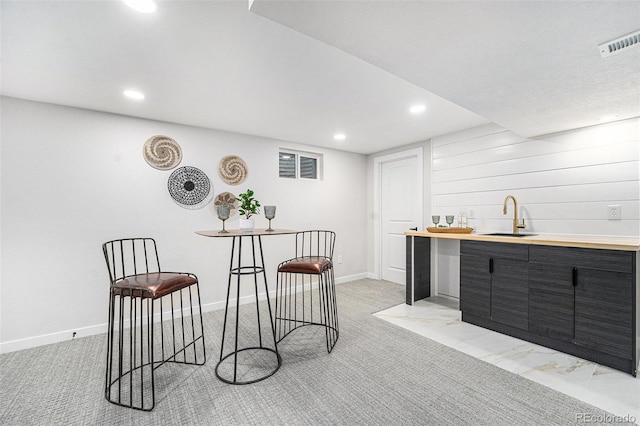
[275,230,338,353]
[102,238,206,411]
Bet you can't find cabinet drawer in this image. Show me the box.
[460,240,529,261]
[529,245,633,273]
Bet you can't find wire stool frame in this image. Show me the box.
[102,238,206,411]
[275,230,339,353]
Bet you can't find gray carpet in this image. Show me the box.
[0,279,624,425]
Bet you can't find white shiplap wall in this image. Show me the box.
[431,118,640,237]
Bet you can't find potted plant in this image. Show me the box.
[236,189,261,232]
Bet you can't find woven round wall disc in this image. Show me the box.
[218,155,248,185]
[167,166,213,209]
[143,135,182,170]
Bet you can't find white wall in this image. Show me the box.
[432,119,640,236]
[430,118,640,298]
[0,97,368,352]
[4,96,637,350]
[366,118,639,298]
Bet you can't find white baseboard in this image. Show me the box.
[0,297,251,354]
[0,272,371,354]
[0,323,109,354]
[366,272,379,280]
[336,272,369,284]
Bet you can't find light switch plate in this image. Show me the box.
[607,205,622,220]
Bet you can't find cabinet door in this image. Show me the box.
[460,241,529,325]
[574,268,634,359]
[460,254,490,318]
[529,245,634,361]
[528,263,574,342]
[491,258,528,330]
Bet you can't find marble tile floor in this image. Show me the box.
[374,296,639,423]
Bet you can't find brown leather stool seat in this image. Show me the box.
[102,238,206,411]
[275,231,339,353]
[112,273,197,298]
[278,257,332,274]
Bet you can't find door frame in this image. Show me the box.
[373,147,424,280]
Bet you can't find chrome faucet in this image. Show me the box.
[503,195,526,235]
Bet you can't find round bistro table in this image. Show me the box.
[196,228,297,384]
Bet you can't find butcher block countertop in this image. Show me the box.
[405,230,640,252]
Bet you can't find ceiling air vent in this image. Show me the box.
[598,30,640,58]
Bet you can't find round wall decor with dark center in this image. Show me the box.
[167,166,213,209]
[143,135,183,170]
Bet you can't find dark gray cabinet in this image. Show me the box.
[492,257,529,330]
[529,246,634,362]
[575,268,633,358]
[528,263,574,342]
[460,241,528,331]
[406,236,430,304]
[460,241,637,376]
[460,252,490,317]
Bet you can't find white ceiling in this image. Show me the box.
[2,1,639,155]
[251,0,640,139]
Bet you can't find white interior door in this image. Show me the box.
[380,156,421,284]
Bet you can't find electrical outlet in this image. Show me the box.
[337,255,343,264]
[607,205,622,220]
[468,209,475,219]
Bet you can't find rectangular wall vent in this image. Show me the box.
[599,30,640,58]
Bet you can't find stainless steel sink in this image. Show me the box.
[483,232,537,237]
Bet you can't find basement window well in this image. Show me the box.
[279,150,322,180]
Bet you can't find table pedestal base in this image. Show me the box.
[217,234,281,385]
[215,347,281,385]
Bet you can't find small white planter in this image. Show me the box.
[239,218,255,232]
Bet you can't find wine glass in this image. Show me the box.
[431,215,440,227]
[217,204,231,233]
[445,215,455,228]
[264,205,276,231]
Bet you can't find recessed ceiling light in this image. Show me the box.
[334,133,346,141]
[409,104,426,114]
[123,89,145,101]
[123,0,157,13]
